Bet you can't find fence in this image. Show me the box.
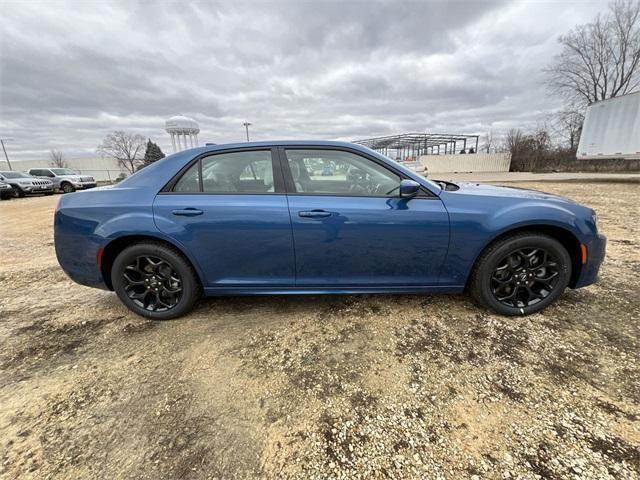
[419,152,511,173]
[1,158,129,183]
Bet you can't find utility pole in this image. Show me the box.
[0,138,13,171]
[243,122,252,142]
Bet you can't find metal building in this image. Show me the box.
[354,132,480,160]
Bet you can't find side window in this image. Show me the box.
[240,159,270,181]
[285,149,401,196]
[172,150,275,193]
[173,163,201,193]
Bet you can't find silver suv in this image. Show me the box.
[28,167,96,193]
[0,171,54,197]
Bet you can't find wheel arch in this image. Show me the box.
[100,234,204,290]
[467,224,583,289]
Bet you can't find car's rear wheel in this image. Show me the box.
[61,182,75,193]
[111,242,201,320]
[469,232,571,316]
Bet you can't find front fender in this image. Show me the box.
[438,193,589,285]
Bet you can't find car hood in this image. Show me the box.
[17,178,51,184]
[452,182,578,205]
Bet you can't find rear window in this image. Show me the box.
[173,150,275,194]
[1,171,29,179]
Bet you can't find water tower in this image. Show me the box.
[165,115,200,152]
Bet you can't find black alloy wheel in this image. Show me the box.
[112,242,201,320]
[469,232,571,316]
[122,255,183,312]
[490,247,560,308]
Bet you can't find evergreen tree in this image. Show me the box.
[139,139,165,170]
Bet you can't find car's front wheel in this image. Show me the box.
[61,182,75,193]
[469,232,571,316]
[111,242,201,320]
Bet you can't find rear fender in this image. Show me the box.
[96,212,207,289]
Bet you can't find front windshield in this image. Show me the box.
[51,168,77,175]
[0,171,30,179]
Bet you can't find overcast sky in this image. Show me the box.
[1,0,608,161]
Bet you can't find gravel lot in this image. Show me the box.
[1,181,638,480]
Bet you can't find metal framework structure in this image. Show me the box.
[354,132,479,160]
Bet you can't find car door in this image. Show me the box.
[280,147,449,287]
[153,148,295,288]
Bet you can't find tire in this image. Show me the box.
[468,232,571,316]
[111,242,201,320]
[12,187,25,198]
[44,192,54,196]
[61,182,75,193]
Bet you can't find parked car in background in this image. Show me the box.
[27,168,96,193]
[54,141,605,320]
[0,171,54,197]
[321,165,334,176]
[0,181,14,200]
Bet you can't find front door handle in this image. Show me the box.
[172,208,203,216]
[298,210,331,218]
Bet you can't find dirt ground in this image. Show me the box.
[0,181,639,480]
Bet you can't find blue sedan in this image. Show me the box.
[54,141,606,320]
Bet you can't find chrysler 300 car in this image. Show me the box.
[54,141,605,320]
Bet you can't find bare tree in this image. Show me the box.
[97,131,146,174]
[545,0,640,106]
[481,131,494,153]
[49,149,67,168]
[504,128,524,155]
[552,109,585,150]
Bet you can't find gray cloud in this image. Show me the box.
[0,0,607,160]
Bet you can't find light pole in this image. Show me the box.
[243,122,252,142]
[0,138,13,171]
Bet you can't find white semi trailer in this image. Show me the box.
[577,91,640,160]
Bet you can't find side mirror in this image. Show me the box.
[399,179,420,197]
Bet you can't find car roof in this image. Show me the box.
[194,140,362,153]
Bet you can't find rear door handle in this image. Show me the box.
[298,210,331,218]
[172,208,203,216]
